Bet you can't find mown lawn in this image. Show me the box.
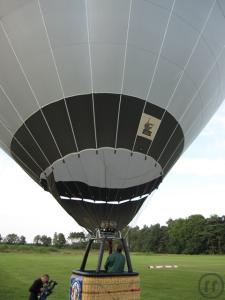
[0,248,225,299]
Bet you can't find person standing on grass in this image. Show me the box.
[104,244,125,273]
[28,274,49,300]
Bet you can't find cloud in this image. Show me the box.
[215,115,225,130]
[200,127,215,137]
[136,178,225,227]
[198,101,225,137]
[209,101,225,129]
[173,157,225,177]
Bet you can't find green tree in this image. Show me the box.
[126,226,141,252]
[33,235,41,245]
[185,215,206,254]
[167,218,187,253]
[4,234,19,244]
[158,226,169,253]
[19,235,26,245]
[204,215,225,254]
[53,233,58,245]
[68,232,85,244]
[40,235,52,246]
[53,232,66,247]
[0,234,2,243]
[146,224,162,252]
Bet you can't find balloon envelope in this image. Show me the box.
[0,0,224,232]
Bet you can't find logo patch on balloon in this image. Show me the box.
[137,113,161,141]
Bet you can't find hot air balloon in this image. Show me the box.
[0,0,225,298]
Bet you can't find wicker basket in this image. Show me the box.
[70,273,140,300]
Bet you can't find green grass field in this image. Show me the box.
[0,247,225,299]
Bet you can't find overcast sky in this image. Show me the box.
[0,101,225,242]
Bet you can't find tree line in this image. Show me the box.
[1,215,225,254]
[123,215,225,254]
[0,232,85,247]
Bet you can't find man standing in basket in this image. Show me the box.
[105,244,125,273]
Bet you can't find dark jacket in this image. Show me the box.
[29,278,43,295]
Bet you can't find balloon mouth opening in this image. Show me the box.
[41,171,161,233]
[59,193,150,204]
